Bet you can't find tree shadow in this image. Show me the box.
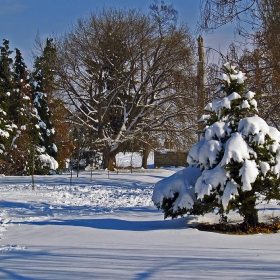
[17,216,196,231]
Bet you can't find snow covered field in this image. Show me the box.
[1,164,280,279]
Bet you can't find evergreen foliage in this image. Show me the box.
[31,38,57,160]
[0,39,17,172]
[196,63,280,227]
[0,39,13,95]
[0,39,59,175]
[153,62,280,228]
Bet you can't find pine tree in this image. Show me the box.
[189,62,263,226]
[0,39,58,175]
[0,39,17,173]
[12,48,29,125]
[0,98,10,173]
[31,38,57,161]
[153,62,280,229]
[0,39,13,97]
[0,40,12,148]
[200,63,280,227]
[11,48,40,175]
[31,37,72,172]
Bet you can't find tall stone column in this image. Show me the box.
[197,36,206,135]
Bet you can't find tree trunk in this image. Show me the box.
[76,141,80,177]
[239,193,259,228]
[103,146,116,171]
[141,143,150,169]
[107,156,116,171]
[244,210,259,229]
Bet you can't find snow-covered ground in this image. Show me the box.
[1,154,280,279]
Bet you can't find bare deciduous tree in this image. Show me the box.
[55,4,196,170]
[198,0,258,37]
[198,0,280,130]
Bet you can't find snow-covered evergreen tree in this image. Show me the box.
[33,39,57,157]
[10,48,41,175]
[153,62,280,228]
[0,39,17,173]
[0,39,13,97]
[0,39,58,175]
[0,102,10,172]
[31,38,58,173]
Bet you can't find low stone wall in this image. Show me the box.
[154,150,188,168]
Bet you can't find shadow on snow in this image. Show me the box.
[13,216,195,231]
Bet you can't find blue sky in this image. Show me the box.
[0,0,234,67]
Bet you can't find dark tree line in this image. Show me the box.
[0,38,71,175]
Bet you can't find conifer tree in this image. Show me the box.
[153,62,280,229]
[0,39,17,173]
[32,37,72,170]
[0,39,58,175]
[12,48,28,125]
[11,48,39,175]
[0,39,12,130]
[0,98,10,172]
[32,38,57,160]
[0,39,13,97]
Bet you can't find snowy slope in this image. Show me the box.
[1,166,280,279]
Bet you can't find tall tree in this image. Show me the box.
[55,4,196,170]
[12,48,28,125]
[198,0,258,37]
[0,39,13,96]
[249,0,280,128]
[32,38,57,159]
[0,39,17,173]
[198,0,280,132]
[0,41,38,175]
[32,37,73,169]
[9,47,34,174]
